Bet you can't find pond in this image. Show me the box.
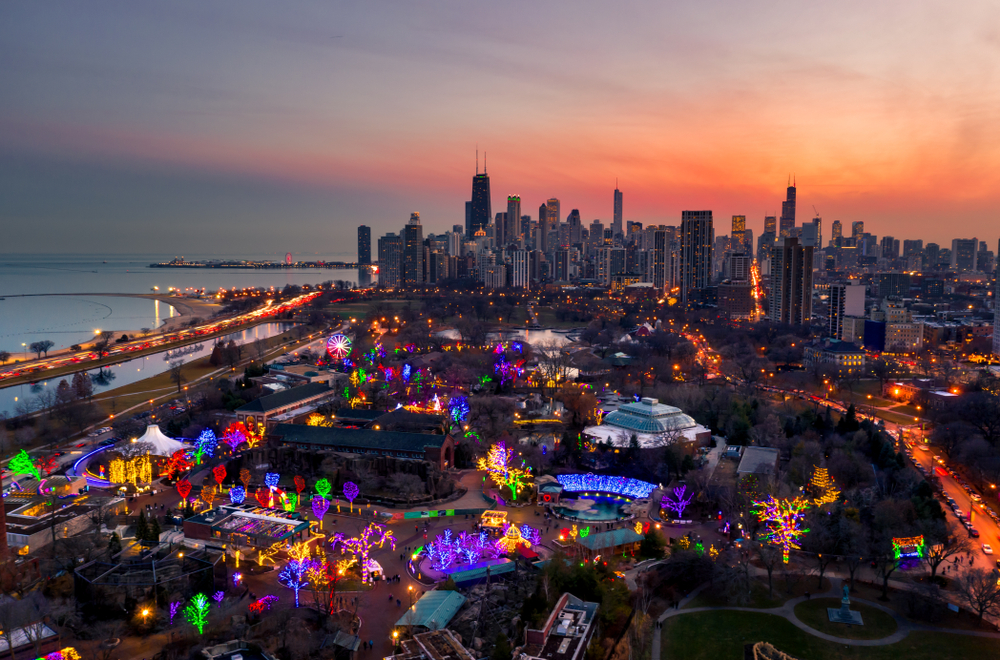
[554,495,630,521]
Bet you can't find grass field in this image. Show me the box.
[794,598,898,640]
[683,578,830,610]
[660,610,998,660]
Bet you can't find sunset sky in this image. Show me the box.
[2,0,999,254]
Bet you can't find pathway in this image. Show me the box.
[651,577,1000,659]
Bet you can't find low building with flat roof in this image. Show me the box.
[182,504,310,551]
[737,447,780,476]
[235,382,335,431]
[395,590,467,631]
[517,593,599,660]
[270,424,455,470]
[387,629,476,660]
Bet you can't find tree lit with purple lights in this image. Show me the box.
[312,495,330,520]
[661,485,694,519]
[331,522,395,584]
[342,481,359,512]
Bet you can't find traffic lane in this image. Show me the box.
[910,449,1000,568]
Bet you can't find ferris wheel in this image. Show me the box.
[326,333,353,360]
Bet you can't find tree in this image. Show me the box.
[95,330,115,357]
[140,327,151,337]
[921,522,973,578]
[754,541,783,598]
[639,530,665,559]
[955,568,1000,626]
[387,473,425,505]
[29,340,55,359]
[136,511,149,544]
[469,397,515,441]
[71,372,93,401]
[869,358,899,394]
[478,442,533,502]
[0,350,10,365]
[168,359,185,393]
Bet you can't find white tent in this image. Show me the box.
[135,424,187,456]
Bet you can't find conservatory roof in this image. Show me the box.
[602,398,698,434]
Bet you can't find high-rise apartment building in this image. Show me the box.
[828,281,865,338]
[951,238,978,271]
[588,220,603,256]
[469,164,492,238]
[769,236,813,326]
[357,225,371,265]
[680,210,713,303]
[402,213,424,285]
[494,212,507,248]
[993,275,1000,357]
[651,229,667,290]
[511,249,529,289]
[377,232,402,287]
[851,221,864,240]
[613,185,623,238]
[544,198,560,253]
[903,239,923,258]
[596,246,626,285]
[831,220,842,244]
[779,179,796,237]
[506,196,521,246]
[731,216,746,252]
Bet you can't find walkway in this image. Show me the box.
[650,577,1000,659]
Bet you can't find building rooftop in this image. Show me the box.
[395,590,467,630]
[235,382,333,414]
[602,398,698,434]
[272,423,447,453]
[575,527,643,551]
[387,630,476,660]
[523,594,599,660]
[736,447,780,475]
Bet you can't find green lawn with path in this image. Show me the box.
[794,598,897,640]
[660,611,997,660]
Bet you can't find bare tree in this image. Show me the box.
[922,524,973,578]
[118,441,155,458]
[0,351,10,366]
[955,567,1000,626]
[169,359,186,393]
[755,541,782,598]
[29,340,55,359]
[387,473,425,506]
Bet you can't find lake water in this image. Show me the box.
[0,321,294,417]
[0,252,364,353]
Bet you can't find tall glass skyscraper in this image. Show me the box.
[469,170,491,239]
[613,185,623,238]
[680,210,713,303]
[357,225,371,264]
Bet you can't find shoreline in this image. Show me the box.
[2,293,221,361]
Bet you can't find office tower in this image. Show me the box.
[446,231,462,256]
[680,210,713,303]
[779,178,796,237]
[402,213,424,285]
[543,198,560,252]
[469,160,491,238]
[494,212,507,248]
[536,203,548,253]
[951,238,977,271]
[876,272,911,298]
[880,236,898,260]
[731,216,746,252]
[809,216,821,248]
[603,228,614,245]
[377,232,402,287]
[764,215,777,235]
[651,229,667,290]
[831,220,842,244]
[511,249,529,289]
[828,281,865,338]
[851,221,864,239]
[903,239,923,258]
[506,196,521,245]
[768,236,813,326]
[465,202,472,237]
[924,243,940,267]
[553,249,571,281]
[588,220,603,255]
[613,184,623,238]
[453,224,464,235]
[743,229,754,257]
[520,216,532,247]
[801,221,819,248]
[356,225,371,265]
[725,253,751,281]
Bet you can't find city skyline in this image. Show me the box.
[3,1,1000,253]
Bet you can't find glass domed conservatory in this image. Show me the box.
[584,397,710,447]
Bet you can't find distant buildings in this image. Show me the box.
[403,213,424,285]
[468,165,492,238]
[803,339,866,375]
[951,238,977,271]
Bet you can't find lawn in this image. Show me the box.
[684,577,830,610]
[794,598,897,640]
[875,409,921,425]
[660,610,998,660]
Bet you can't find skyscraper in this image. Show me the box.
[506,196,521,246]
[613,184,623,238]
[377,232,402,287]
[541,198,560,254]
[680,210,713,303]
[831,220,843,245]
[951,238,977,271]
[769,236,813,326]
[357,225,371,264]
[779,178,796,237]
[994,274,1000,357]
[402,213,424,285]
[851,221,864,240]
[494,212,507,248]
[764,216,777,235]
[651,229,667,290]
[469,158,491,238]
[731,215,746,253]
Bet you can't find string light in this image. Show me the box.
[753,495,812,563]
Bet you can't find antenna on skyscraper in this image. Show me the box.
[476,147,479,175]
[484,151,487,173]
